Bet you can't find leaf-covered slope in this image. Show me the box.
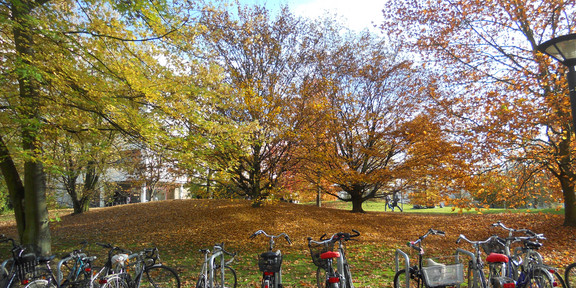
[0,199,574,267]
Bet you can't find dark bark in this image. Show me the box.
[0,135,26,239]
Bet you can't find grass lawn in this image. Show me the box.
[0,199,573,287]
[316,200,565,215]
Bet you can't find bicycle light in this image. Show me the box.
[328,276,340,283]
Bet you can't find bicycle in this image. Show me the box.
[0,234,57,288]
[56,241,97,288]
[565,241,576,288]
[123,247,181,288]
[394,228,463,288]
[195,243,237,288]
[307,230,360,288]
[456,233,517,288]
[249,230,292,288]
[491,221,565,288]
[93,242,134,288]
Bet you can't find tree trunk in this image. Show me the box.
[0,135,26,239]
[560,174,576,226]
[350,195,365,213]
[12,0,51,255]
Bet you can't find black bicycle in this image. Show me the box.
[0,234,57,288]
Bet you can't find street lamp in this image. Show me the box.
[538,33,576,129]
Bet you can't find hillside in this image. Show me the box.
[0,199,574,287]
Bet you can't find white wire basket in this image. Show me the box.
[421,259,464,287]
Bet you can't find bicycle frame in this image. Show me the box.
[334,237,353,288]
[249,230,291,288]
[0,235,57,288]
[457,234,515,288]
[491,221,560,288]
[308,230,360,288]
[198,244,235,288]
[394,228,451,288]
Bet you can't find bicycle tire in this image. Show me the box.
[316,267,327,288]
[553,270,567,288]
[393,268,421,288]
[59,262,92,288]
[261,278,270,288]
[141,265,181,288]
[195,275,205,288]
[212,265,236,288]
[343,263,353,288]
[527,266,554,288]
[100,275,130,288]
[566,263,576,288]
[467,262,482,288]
[0,266,8,288]
[24,279,57,288]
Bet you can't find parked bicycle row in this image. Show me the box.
[1,221,575,288]
[0,235,180,288]
[394,221,576,288]
[0,229,360,288]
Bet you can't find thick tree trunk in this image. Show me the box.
[350,195,365,213]
[560,175,576,226]
[12,0,51,255]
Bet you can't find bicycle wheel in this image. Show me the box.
[342,263,353,288]
[195,275,205,288]
[59,263,92,288]
[467,262,482,288]
[100,275,130,288]
[527,267,554,288]
[24,279,57,288]
[261,278,270,288]
[141,265,180,288]
[393,268,420,288]
[316,267,327,288]
[566,263,576,288]
[212,265,236,288]
[553,270,567,288]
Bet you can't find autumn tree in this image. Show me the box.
[297,28,460,212]
[196,4,315,204]
[46,127,121,214]
[0,0,190,254]
[381,0,576,225]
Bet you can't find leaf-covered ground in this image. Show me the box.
[0,199,574,287]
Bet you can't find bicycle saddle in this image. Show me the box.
[320,251,340,259]
[486,253,509,263]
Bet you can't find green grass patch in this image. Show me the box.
[313,200,565,215]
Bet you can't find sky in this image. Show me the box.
[236,0,387,32]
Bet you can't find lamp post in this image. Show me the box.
[538,33,576,129]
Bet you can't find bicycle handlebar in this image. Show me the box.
[456,234,500,246]
[96,242,132,256]
[0,235,16,247]
[249,230,292,245]
[406,228,445,254]
[491,221,545,240]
